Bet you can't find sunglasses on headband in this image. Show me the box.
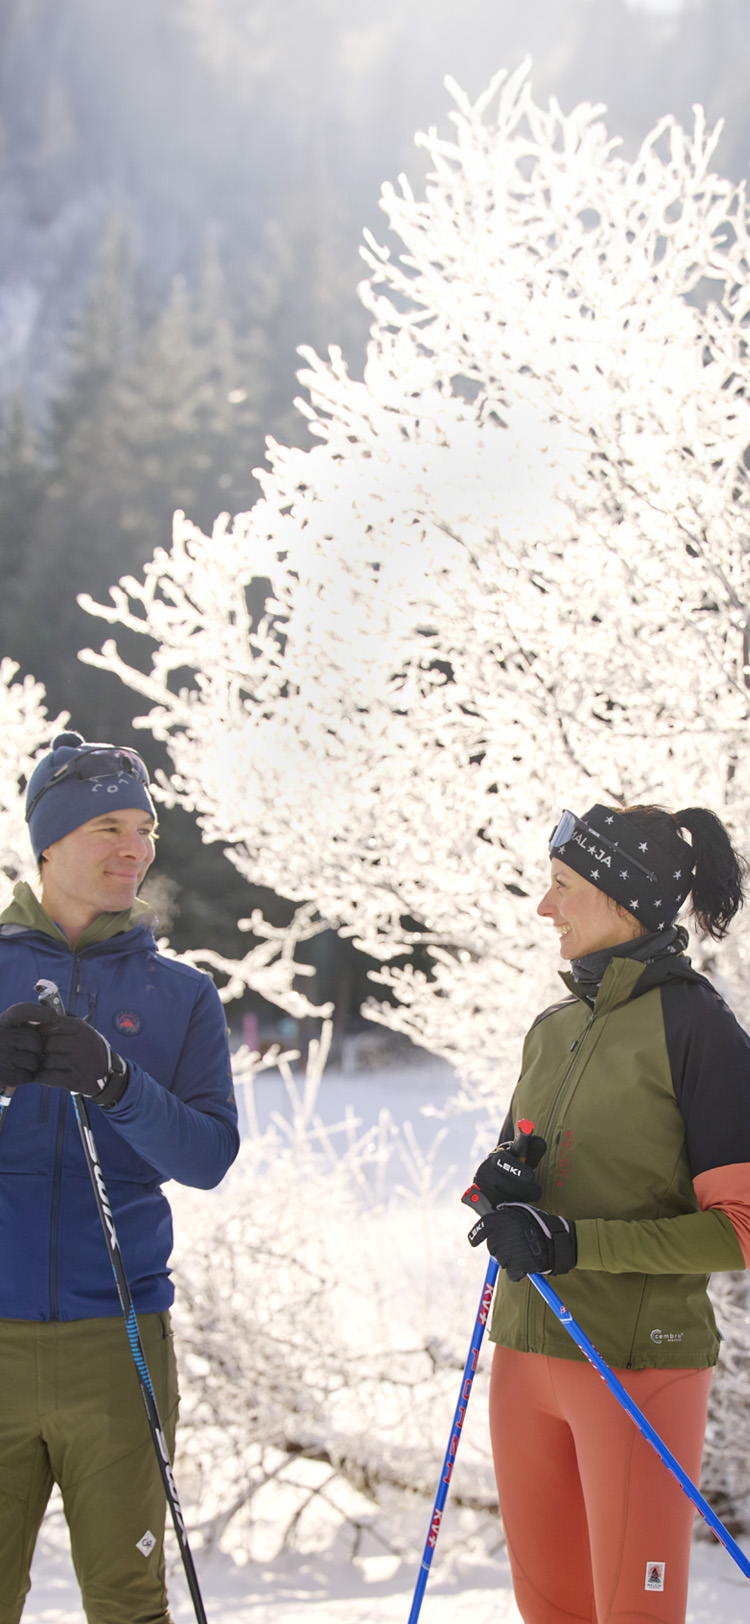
[549,809,658,885]
[25,748,150,823]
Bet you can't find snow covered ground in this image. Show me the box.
[19,1059,750,1621]
[21,1503,750,1622]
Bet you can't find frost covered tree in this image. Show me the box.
[0,663,66,892]
[81,62,750,1095]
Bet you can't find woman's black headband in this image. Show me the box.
[549,805,695,932]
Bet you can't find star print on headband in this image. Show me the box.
[549,805,695,931]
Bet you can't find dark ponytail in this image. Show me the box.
[674,807,748,941]
[618,803,748,940]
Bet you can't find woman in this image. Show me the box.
[469,802,750,1624]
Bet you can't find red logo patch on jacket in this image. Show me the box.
[114,1010,142,1035]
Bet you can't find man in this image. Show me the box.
[0,730,239,1624]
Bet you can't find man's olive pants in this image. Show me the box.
[0,1313,179,1624]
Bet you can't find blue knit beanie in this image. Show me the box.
[26,731,156,862]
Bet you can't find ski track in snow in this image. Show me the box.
[19,1064,750,1621]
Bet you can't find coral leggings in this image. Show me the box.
[489,1345,712,1624]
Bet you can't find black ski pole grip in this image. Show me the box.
[460,1117,536,1215]
[512,1117,535,1157]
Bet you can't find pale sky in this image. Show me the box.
[625,0,685,13]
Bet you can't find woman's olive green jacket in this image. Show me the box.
[490,952,750,1369]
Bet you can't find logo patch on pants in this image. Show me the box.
[136,1530,156,1558]
[645,1561,665,1591]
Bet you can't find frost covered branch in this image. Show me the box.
[174,904,334,1019]
[0,662,67,896]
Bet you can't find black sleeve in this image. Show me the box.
[660,977,750,1178]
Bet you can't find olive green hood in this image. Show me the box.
[0,881,156,953]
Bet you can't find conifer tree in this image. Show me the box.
[9,212,138,707]
[0,395,45,611]
[6,219,283,734]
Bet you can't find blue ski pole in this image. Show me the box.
[527,1270,750,1583]
[407,1255,498,1624]
[407,1120,536,1624]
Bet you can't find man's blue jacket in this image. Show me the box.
[0,889,239,1321]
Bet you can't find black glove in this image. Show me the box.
[1,1003,129,1107]
[468,1202,577,1281]
[471,1131,547,1207]
[0,1005,46,1089]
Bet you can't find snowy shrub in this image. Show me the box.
[168,1037,500,1562]
[701,1273,750,1535]
[0,660,66,895]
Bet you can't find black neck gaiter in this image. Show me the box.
[571,924,689,1003]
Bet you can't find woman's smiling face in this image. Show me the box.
[537,858,645,960]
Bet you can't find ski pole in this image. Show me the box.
[527,1270,750,1583]
[466,1120,750,1586]
[35,979,210,1624]
[407,1255,498,1624]
[407,1119,535,1624]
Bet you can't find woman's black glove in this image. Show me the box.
[0,1006,45,1089]
[468,1202,577,1281]
[0,1003,129,1106]
[471,1131,547,1207]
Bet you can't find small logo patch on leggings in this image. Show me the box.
[645,1561,665,1591]
[136,1530,156,1558]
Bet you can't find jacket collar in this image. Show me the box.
[0,881,156,952]
[560,950,701,1014]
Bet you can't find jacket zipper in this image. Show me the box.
[547,1007,598,1139]
[526,1006,598,1350]
[48,1091,66,1320]
[48,959,80,1321]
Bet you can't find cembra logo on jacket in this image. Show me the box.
[114,1009,142,1035]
